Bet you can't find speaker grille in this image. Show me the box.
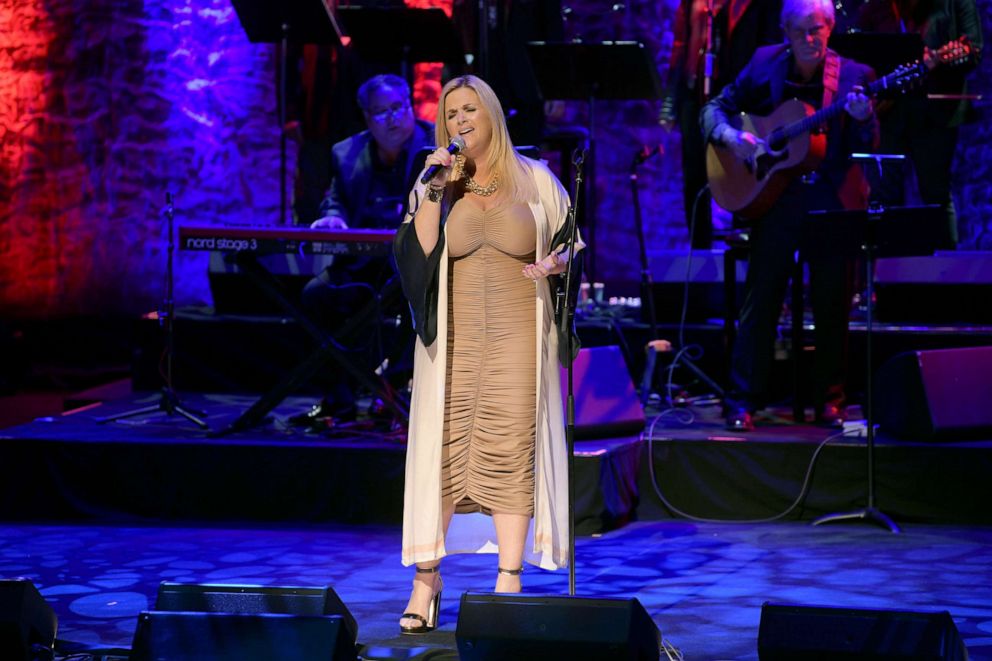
[456,593,660,661]
[758,602,966,661]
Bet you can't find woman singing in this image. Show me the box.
[392,75,581,634]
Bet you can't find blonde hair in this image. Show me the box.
[435,75,537,203]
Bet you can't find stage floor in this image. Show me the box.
[3,389,992,658]
[1,520,990,660]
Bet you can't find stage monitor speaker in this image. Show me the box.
[455,593,661,661]
[132,583,357,661]
[0,579,57,661]
[562,345,645,440]
[130,611,353,661]
[758,602,966,661]
[875,346,992,441]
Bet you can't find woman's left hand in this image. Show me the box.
[523,253,566,280]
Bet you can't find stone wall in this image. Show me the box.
[0,0,280,317]
[955,4,992,248]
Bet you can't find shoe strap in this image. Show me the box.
[400,612,427,625]
[497,566,523,576]
[415,566,440,574]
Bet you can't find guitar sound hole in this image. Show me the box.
[767,132,788,152]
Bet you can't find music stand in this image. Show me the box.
[336,7,462,80]
[806,203,945,533]
[209,256,410,438]
[527,41,663,279]
[230,0,343,225]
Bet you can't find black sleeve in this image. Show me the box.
[393,219,446,347]
[700,56,757,142]
[548,212,583,367]
[318,150,347,220]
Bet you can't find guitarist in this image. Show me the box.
[857,0,984,247]
[701,0,878,431]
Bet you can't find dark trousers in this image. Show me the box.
[679,93,713,249]
[727,185,853,413]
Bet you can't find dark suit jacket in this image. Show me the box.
[701,44,880,210]
[317,119,435,225]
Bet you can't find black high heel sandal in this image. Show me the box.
[400,566,442,635]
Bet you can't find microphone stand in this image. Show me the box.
[279,23,288,225]
[98,193,208,429]
[702,0,715,100]
[559,148,587,597]
[477,0,493,80]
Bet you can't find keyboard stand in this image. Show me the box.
[209,252,409,437]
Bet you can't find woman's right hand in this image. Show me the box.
[424,146,455,186]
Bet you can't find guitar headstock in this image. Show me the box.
[875,61,927,97]
[924,36,972,70]
[872,36,972,99]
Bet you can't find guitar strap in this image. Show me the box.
[822,49,840,109]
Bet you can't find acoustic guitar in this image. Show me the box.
[705,37,972,219]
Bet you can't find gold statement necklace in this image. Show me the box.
[464,174,499,197]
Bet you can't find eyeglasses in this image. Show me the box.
[368,103,411,123]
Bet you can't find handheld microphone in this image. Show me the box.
[421,136,466,184]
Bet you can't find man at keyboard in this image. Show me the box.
[290,74,434,428]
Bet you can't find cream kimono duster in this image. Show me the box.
[393,157,580,570]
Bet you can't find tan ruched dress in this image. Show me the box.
[440,195,537,517]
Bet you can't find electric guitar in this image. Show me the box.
[705,37,972,219]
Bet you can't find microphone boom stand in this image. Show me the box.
[560,148,586,596]
[98,193,208,429]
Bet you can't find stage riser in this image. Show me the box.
[636,439,992,525]
[0,435,637,535]
[4,428,988,528]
